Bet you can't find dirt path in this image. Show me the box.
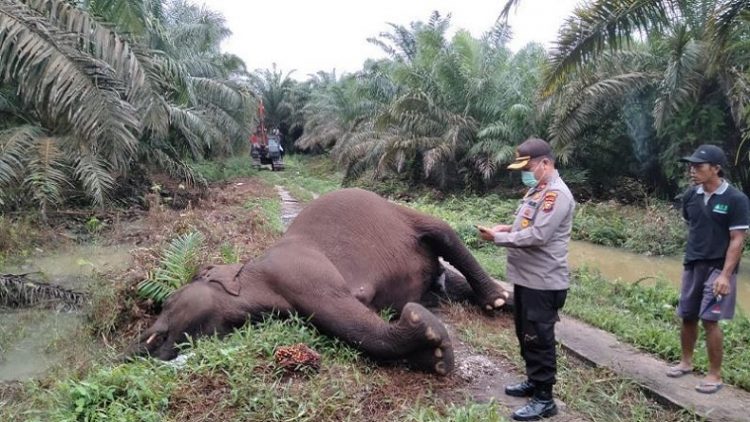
[557,317,750,422]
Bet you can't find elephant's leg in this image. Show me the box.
[299,294,454,375]
[415,218,508,311]
[438,262,480,303]
[420,264,475,306]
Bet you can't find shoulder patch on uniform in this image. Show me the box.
[521,218,530,228]
[542,191,558,213]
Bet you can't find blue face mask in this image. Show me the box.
[521,171,537,188]
[521,160,543,188]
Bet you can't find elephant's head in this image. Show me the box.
[125,264,245,360]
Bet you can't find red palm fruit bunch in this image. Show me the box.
[273,343,322,372]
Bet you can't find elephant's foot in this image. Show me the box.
[401,303,454,375]
[479,284,510,312]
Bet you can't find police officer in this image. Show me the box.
[478,137,575,421]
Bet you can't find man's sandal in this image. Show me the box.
[695,381,723,394]
[666,366,693,378]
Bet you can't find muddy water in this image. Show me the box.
[0,244,132,381]
[568,240,750,312]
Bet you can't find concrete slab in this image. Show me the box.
[556,316,750,422]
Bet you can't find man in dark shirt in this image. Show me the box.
[667,145,749,394]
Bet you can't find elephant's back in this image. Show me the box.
[287,188,411,237]
[284,188,431,280]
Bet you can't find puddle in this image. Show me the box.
[0,243,132,381]
[3,244,132,289]
[569,240,750,312]
[0,311,80,381]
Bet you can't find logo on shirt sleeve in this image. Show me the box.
[542,192,558,213]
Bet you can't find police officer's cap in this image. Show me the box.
[507,137,553,170]
[680,144,727,167]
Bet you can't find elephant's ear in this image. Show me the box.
[197,264,244,296]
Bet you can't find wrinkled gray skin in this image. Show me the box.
[127,188,508,375]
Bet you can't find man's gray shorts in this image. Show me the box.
[677,261,736,321]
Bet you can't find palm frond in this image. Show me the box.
[710,0,750,50]
[168,104,218,159]
[80,0,153,37]
[25,0,147,103]
[545,0,674,94]
[653,28,707,132]
[0,1,140,170]
[22,136,70,215]
[551,72,655,150]
[137,230,205,304]
[71,151,114,207]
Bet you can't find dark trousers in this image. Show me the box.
[513,285,568,387]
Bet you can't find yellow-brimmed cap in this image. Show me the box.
[507,155,531,170]
[506,137,553,171]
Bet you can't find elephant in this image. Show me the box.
[127,188,508,375]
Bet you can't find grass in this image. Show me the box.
[408,190,750,392]
[446,305,699,421]
[0,214,44,269]
[190,155,260,183]
[2,316,499,421]
[0,155,729,421]
[244,197,284,235]
[255,154,343,200]
[407,193,690,257]
[565,268,750,391]
[573,201,688,255]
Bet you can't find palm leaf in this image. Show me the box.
[22,136,70,216]
[70,150,114,207]
[137,230,205,304]
[653,27,707,132]
[0,1,140,170]
[545,0,674,94]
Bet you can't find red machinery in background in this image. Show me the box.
[250,99,284,171]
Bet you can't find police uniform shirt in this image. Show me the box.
[493,172,576,291]
[682,180,750,265]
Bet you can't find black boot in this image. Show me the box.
[511,387,557,421]
[504,380,536,397]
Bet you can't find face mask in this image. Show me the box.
[521,171,537,188]
[521,160,542,188]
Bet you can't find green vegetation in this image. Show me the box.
[2,316,498,421]
[191,156,260,183]
[137,231,205,304]
[452,304,697,422]
[407,191,689,256]
[3,0,750,420]
[256,155,343,200]
[409,188,750,395]
[573,201,688,255]
[0,0,254,214]
[0,214,46,268]
[565,268,750,391]
[244,198,284,235]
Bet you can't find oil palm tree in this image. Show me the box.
[0,0,253,212]
[535,0,750,191]
[329,14,546,189]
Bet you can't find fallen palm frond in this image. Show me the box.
[0,273,86,311]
